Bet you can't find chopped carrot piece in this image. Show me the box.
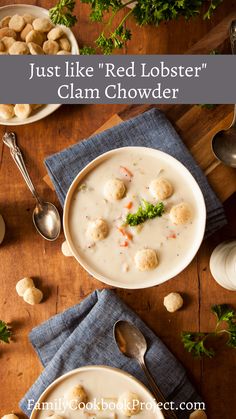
[167,231,177,239]
[120,241,128,247]
[120,166,133,179]
[117,227,133,241]
[125,201,133,209]
[117,227,125,236]
[125,231,133,241]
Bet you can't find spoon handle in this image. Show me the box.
[230,21,236,127]
[138,358,178,419]
[230,20,236,55]
[3,132,41,203]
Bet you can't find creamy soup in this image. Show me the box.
[67,148,204,287]
[33,367,162,419]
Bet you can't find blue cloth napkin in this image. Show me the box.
[20,289,203,418]
[45,108,226,237]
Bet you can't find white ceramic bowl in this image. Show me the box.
[0,4,79,126]
[30,365,164,419]
[63,147,206,289]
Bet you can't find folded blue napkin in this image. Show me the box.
[45,108,227,237]
[20,289,203,418]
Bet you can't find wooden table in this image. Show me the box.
[0,1,236,418]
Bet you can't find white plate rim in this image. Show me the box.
[30,365,164,419]
[0,104,62,126]
[63,146,206,289]
[0,3,79,127]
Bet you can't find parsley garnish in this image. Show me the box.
[50,1,223,53]
[80,46,96,55]
[126,200,164,226]
[182,304,236,358]
[204,0,223,19]
[212,304,235,323]
[49,0,77,27]
[199,104,217,109]
[0,320,11,344]
[182,332,215,358]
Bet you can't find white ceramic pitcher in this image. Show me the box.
[210,240,236,290]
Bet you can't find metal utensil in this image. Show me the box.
[114,320,177,419]
[211,20,236,168]
[3,132,61,241]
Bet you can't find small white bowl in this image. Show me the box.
[0,4,79,126]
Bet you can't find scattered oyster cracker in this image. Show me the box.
[189,410,207,419]
[16,276,43,305]
[16,277,34,297]
[23,287,43,305]
[1,414,19,419]
[164,292,183,312]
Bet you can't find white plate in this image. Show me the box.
[63,147,206,289]
[0,4,79,126]
[30,365,164,419]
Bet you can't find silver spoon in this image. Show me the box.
[211,20,236,168]
[114,320,177,419]
[3,132,61,241]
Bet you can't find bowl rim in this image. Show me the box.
[63,146,207,289]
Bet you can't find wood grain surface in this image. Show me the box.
[0,1,236,419]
